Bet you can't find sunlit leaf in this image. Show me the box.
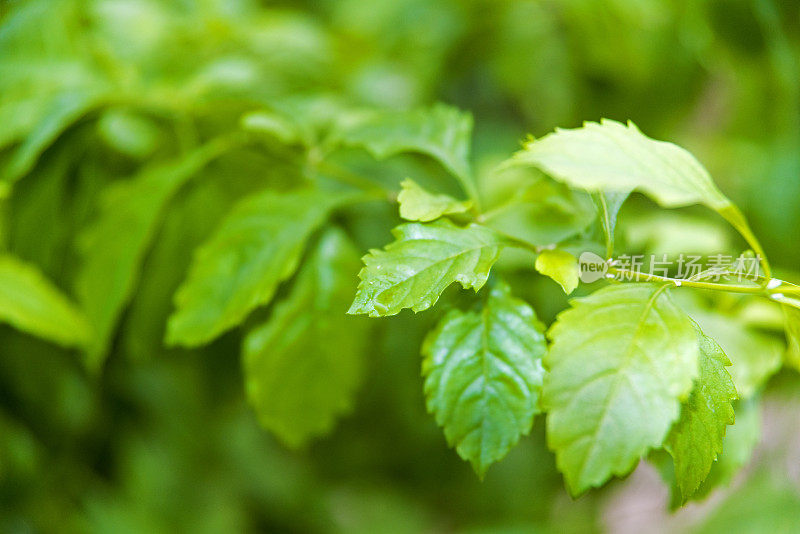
[397,178,471,222]
[509,119,730,209]
[535,249,580,295]
[348,220,505,317]
[543,284,699,495]
[507,119,768,267]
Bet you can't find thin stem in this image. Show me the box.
[500,235,800,302]
[606,266,765,294]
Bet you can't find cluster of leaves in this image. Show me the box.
[344,116,799,502]
[2,0,800,530]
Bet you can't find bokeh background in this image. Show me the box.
[1,0,799,532]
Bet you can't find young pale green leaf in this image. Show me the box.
[0,254,90,347]
[348,220,504,317]
[688,308,783,399]
[665,331,737,503]
[167,188,349,347]
[77,140,232,371]
[338,103,475,197]
[243,229,367,447]
[543,284,700,495]
[421,280,546,477]
[534,249,580,295]
[397,178,472,222]
[509,119,730,210]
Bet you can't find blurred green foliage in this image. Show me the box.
[0,0,799,532]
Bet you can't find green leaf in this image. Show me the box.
[167,188,350,346]
[397,178,472,222]
[507,120,769,268]
[348,220,504,317]
[338,103,476,199]
[688,308,783,399]
[693,398,761,500]
[243,229,367,447]
[0,254,89,347]
[7,139,73,275]
[535,249,580,295]
[482,169,597,247]
[77,140,232,371]
[2,90,103,187]
[421,280,547,476]
[651,398,761,508]
[509,119,730,209]
[543,284,699,495]
[664,331,737,503]
[120,177,237,362]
